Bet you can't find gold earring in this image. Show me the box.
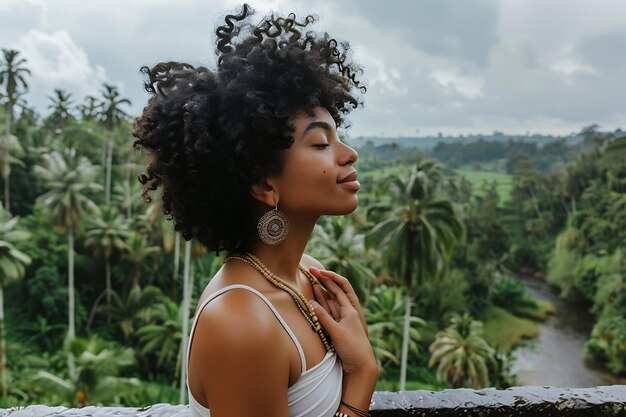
[257,202,289,245]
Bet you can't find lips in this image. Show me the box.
[338,171,358,183]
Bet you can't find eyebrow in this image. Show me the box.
[301,121,335,139]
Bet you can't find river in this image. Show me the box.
[510,273,625,387]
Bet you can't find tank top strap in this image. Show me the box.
[186,284,307,378]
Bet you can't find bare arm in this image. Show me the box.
[191,290,292,417]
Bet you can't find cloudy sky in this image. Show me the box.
[2,0,626,138]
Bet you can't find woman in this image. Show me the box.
[132,4,377,417]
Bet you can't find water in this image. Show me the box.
[510,273,626,387]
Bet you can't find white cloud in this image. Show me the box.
[429,70,484,99]
[356,51,407,97]
[10,29,107,113]
[14,30,106,86]
[2,0,626,136]
[551,59,595,76]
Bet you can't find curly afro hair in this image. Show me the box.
[131,3,366,256]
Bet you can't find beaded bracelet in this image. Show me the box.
[340,400,371,417]
[334,413,349,417]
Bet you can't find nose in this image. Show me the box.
[339,140,358,165]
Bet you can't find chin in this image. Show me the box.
[337,197,359,215]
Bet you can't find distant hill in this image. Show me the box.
[346,132,583,150]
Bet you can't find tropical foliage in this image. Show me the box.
[28,335,139,406]
[0,46,623,409]
[365,158,466,389]
[428,312,496,388]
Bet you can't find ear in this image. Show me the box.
[249,178,279,207]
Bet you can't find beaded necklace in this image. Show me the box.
[224,252,335,353]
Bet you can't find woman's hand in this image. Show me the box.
[308,267,368,337]
[307,267,376,376]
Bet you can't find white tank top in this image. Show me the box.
[185,284,343,417]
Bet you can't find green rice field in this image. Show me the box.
[359,160,514,206]
[454,169,513,205]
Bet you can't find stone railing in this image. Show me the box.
[1,385,625,416]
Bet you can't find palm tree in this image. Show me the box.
[137,298,183,372]
[94,284,163,344]
[0,132,24,213]
[30,335,139,406]
[364,285,425,376]
[365,158,465,390]
[307,215,376,300]
[145,198,191,303]
[99,84,131,130]
[98,83,131,204]
[77,95,102,122]
[428,312,496,388]
[0,50,29,214]
[0,49,30,136]
[147,202,181,298]
[122,231,160,286]
[113,167,142,219]
[0,203,31,398]
[35,149,102,343]
[16,316,64,352]
[176,239,208,403]
[46,88,75,131]
[172,233,181,296]
[85,205,129,306]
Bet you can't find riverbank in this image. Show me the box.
[482,292,555,351]
[510,273,626,387]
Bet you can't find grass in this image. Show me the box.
[482,304,540,351]
[512,298,556,321]
[454,169,513,205]
[457,160,508,173]
[361,162,411,181]
[360,159,514,206]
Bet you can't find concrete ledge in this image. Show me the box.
[372,385,626,416]
[2,385,625,416]
[0,404,189,417]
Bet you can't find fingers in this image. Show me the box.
[312,272,351,308]
[315,269,357,299]
[310,300,337,333]
[309,267,355,308]
[311,279,341,319]
[312,281,335,320]
[327,298,341,320]
[308,267,368,336]
[313,277,331,297]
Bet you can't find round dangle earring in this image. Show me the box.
[257,202,290,245]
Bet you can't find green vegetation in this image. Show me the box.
[454,169,513,205]
[364,158,466,390]
[428,312,496,388]
[0,46,624,408]
[482,305,539,351]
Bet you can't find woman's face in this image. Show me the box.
[269,106,360,219]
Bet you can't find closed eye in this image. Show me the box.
[313,144,330,149]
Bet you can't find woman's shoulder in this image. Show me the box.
[195,285,283,342]
[190,287,291,376]
[189,287,292,415]
[301,252,325,270]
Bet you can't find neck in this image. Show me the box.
[243,212,318,286]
